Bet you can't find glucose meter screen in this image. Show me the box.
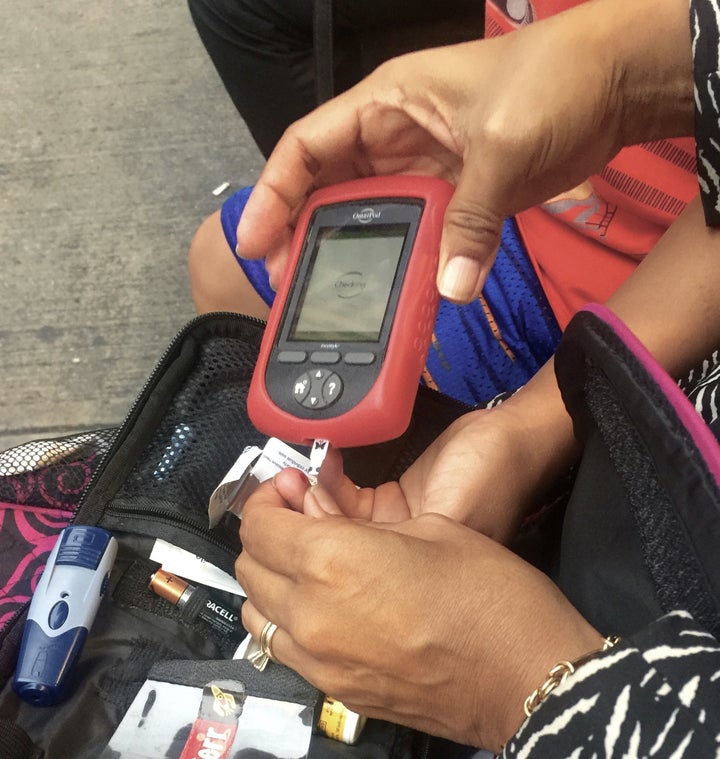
[289,224,409,342]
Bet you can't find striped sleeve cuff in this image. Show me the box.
[690,0,720,225]
[502,611,720,757]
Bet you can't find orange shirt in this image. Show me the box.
[485,0,699,328]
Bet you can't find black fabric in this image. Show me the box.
[0,720,42,759]
[556,426,664,636]
[555,310,720,638]
[313,0,335,104]
[502,307,720,756]
[187,0,485,157]
[690,0,720,226]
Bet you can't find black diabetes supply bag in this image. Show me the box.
[1,306,718,758]
[553,305,720,641]
[0,313,475,759]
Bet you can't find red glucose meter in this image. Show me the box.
[247,175,454,448]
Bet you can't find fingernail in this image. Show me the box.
[304,484,340,516]
[303,485,324,517]
[235,238,252,260]
[438,255,481,303]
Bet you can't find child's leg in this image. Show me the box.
[187,0,317,158]
[188,209,270,317]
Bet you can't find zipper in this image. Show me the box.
[0,313,266,664]
[414,733,431,759]
[101,502,238,554]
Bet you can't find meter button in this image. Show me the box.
[295,368,343,409]
[292,373,312,404]
[344,351,376,365]
[301,369,330,409]
[321,372,343,404]
[303,394,322,409]
[310,351,341,364]
[48,600,70,630]
[278,350,307,364]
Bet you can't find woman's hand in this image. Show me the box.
[280,360,578,542]
[236,481,602,752]
[236,0,692,304]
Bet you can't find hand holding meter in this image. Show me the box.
[13,525,117,706]
[247,175,453,449]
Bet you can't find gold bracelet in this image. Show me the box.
[523,635,621,717]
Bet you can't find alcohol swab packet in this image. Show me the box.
[208,438,312,528]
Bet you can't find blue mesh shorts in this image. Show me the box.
[222,186,561,407]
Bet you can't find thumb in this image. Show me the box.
[303,484,344,517]
[436,156,507,304]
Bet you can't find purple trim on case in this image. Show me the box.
[583,303,720,486]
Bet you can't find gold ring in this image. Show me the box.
[259,620,278,662]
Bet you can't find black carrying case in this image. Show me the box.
[0,312,475,759]
[3,306,719,757]
[554,307,720,640]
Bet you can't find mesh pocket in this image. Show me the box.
[115,336,268,524]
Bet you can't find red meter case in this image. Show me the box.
[247,175,453,448]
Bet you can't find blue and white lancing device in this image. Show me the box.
[13,525,118,706]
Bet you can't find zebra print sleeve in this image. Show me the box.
[501,611,720,757]
[690,0,720,226]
